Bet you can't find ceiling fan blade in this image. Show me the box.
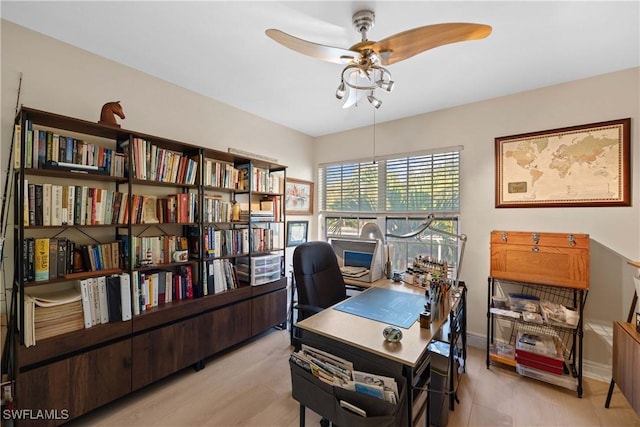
[372,23,492,65]
[266,29,359,64]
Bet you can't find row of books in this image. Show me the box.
[188,227,249,258]
[202,196,233,223]
[194,226,270,258]
[203,159,241,189]
[23,273,132,347]
[22,182,200,227]
[130,137,198,185]
[250,228,278,252]
[290,344,399,406]
[204,259,239,295]
[188,226,279,258]
[14,122,126,176]
[23,182,128,227]
[131,192,197,224]
[237,164,283,193]
[132,265,193,313]
[130,258,240,314]
[122,234,188,269]
[24,237,121,282]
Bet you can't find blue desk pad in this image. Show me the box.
[333,287,427,329]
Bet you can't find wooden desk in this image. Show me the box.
[295,279,466,427]
[613,322,640,415]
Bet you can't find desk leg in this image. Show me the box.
[299,404,305,427]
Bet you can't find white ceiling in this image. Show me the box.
[2,1,639,138]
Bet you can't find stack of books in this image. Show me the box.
[23,286,85,347]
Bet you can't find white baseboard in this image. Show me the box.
[466,331,611,382]
[582,360,611,382]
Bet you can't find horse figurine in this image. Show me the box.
[98,101,125,127]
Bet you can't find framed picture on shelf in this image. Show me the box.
[286,221,308,247]
[495,118,630,208]
[285,178,314,215]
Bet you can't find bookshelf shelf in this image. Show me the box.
[23,268,124,288]
[133,260,198,272]
[24,167,128,182]
[10,106,288,426]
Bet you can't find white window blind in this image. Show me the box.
[320,148,460,215]
[322,161,379,213]
[320,148,462,273]
[385,151,460,213]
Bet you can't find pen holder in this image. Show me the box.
[419,311,431,329]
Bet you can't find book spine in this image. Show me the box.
[34,238,50,282]
[48,238,58,279]
[57,238,67,278]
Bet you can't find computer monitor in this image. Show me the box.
[344,250,374,269]
[330,238,382,283]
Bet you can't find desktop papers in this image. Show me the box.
[339,266,369,278]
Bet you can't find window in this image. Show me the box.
[319,147,461,276]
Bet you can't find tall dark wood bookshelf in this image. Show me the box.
[9,106,288,426]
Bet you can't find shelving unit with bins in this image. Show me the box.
[486,230,589,398]
[232,161,286,286]
[8,107,288,425]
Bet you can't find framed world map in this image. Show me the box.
[495,118,630,208]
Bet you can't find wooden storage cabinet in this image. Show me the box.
[490,230,589,289]
[9,107,288,424]
[612,322,640,415]
[16,339,132,427]
[132,316,203,390]
[251,278,288,335]
[202,299,252,356]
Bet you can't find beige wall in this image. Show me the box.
[2,19,639,377]
[315,67,640,376]
[0,20,315,314]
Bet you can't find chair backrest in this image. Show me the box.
[293,241,347,317]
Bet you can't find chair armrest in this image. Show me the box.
[294,303,324,315]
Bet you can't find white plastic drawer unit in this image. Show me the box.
[239,254,282,286]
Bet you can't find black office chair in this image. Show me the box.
[291,241,348,347]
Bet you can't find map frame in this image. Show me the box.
[495,118,630,208]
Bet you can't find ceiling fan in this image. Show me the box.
[266,10,492,109]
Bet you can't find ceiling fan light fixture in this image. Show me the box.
[377,79,395,92]
[336,81,346,99]
[367,94,382,109]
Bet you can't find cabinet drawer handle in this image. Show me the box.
[532,246,539,252]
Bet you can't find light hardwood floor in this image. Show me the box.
[65,329,639,427]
